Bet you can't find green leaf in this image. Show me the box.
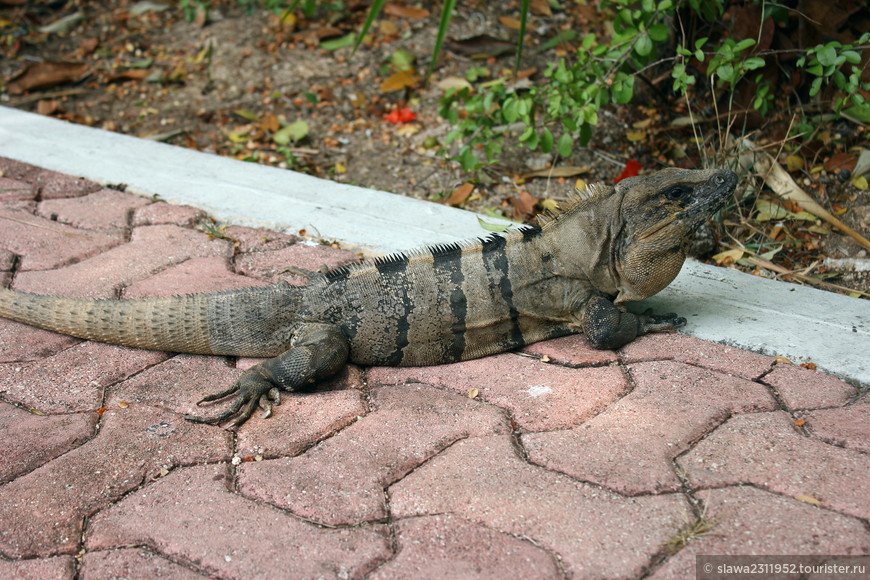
[557,133,573,158]
[321,33,356,51]
[477,216,512,232]
[648,23,669,42]
[503,98,520,123]
[635,34,653,57]
[843,102,870,123]
[612,75,634,104]
[273,120,309,145]
[540,128,554,153]
[816,44,838,67]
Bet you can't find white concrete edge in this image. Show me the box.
[1,106,867,386]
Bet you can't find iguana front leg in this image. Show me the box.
[579,295,685,350]
[186,322,349,428]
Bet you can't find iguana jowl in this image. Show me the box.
[0,168,737,427]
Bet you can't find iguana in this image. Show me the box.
[0,168,737,427]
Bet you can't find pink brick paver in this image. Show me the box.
[1,156,867,577]
[368,353,627,431]
[86,463,391,579]
[523,360,777,494]
[389,435,689,579]
[678,411,870,520]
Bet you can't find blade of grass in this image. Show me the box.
[353,0,388,55]
[514,0,530,75]
[426,0,458,82]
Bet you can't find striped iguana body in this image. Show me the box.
[0,168,737,427]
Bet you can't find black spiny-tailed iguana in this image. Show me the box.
[0,168,737,427]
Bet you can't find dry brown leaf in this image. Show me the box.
[521,166,590,179]
[109,69,151,82]
[380,69,420,92]
[259,113,280,133]
[468,388,479,399]
[499,16,521,30]
[823,152,856,173]
[794,494,822,506]
[384,3,430,19]
[530,0,552,16]
[446,183,475,207]
[7,61,89,94]
[36,100,61,115]
[511,190,539,220]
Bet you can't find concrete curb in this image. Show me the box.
[1,106,867,385]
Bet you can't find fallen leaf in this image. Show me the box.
[36,100,62,115]
[334,162,347,174]
[259,113,280,133]
[625,131,645,142]
[273,120,309,145]
[445,35,516,59]
[530,0,552,16]
[540,199,559,212]
[499,16,521,30]
[319,32,355,51]
[614,159,641,183]
[390,48,416,72]
[851,175,868,190]
[467,388,479,399]
[446,183,475,207]
[794,418,806,427]
[396,123,420,137]
[511,190,539,221]
[521,165,590,179]
[800,362,817,370]
[712,248,744,266]
[823,151,856,173]
[477,216,512,232]
[384,4,430,18]
[435,76,473,91]
[380,69,420,92]
[6,61,89,94]
[109,68,151,82]
[785,154,804,172]
[38,11,84,34]
[774,355,794,364]
[794,494,822,506]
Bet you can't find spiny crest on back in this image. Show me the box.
[535,181,613,227]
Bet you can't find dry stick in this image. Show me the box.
[737,138,870,252]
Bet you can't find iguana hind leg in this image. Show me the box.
[186,322,349,428]
[580,295,685,350]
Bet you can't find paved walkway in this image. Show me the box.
[0,156,868,579]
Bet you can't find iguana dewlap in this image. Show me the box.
[0,168,737,427]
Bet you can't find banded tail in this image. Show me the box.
[0,283,297,357]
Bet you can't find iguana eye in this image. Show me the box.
[663,185,693,202]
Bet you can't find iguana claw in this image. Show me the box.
[184,370,280,428]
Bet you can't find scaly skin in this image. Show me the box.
[0,168,738,427]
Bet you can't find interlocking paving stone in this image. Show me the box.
[0,206,123,272]
[368,353,627,431]
[13,224,232,297]
[37,188,150,230]
[235,242,359,283]
[0,176,37,202]
[0,555,76,580]
[649,486,870,579]
[86,463,391,579]
[524,360,777,494]
[800,404,870,453]
[370,515,561,580]
[620,333,775,380]
[238,384,509,525]
[236,366,367,458]
[0,405,230,558]
[132,202,206,227]
[678,411,870,520]
[222,224,297,253]
[762,362,857,409]
[80,548,211,580]
[123,256,265,298]
[0,403,97,481]
[0,341,168,413]
[0,317,79,362]
[521,332,619,366]
[30,168,101,199]
[389,435,689,579]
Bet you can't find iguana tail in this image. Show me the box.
[0,283,297,357]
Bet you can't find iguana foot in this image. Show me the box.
[637,309,686,334]
[185,368,281,428]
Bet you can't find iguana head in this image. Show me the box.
[612,167,737,303]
